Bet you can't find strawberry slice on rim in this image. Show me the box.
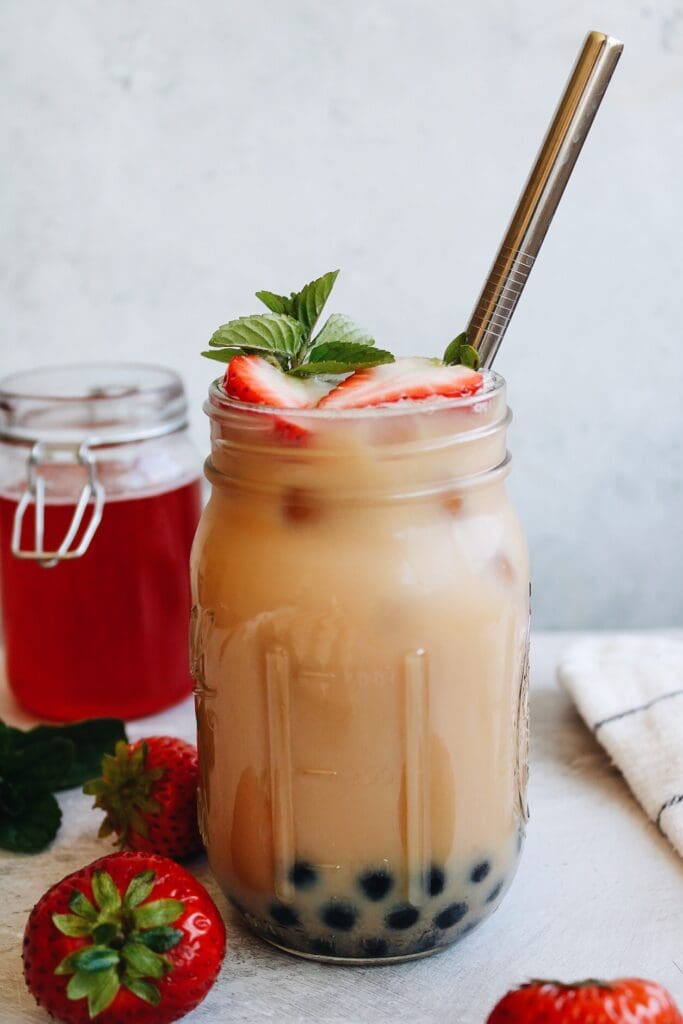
[224,354,322,409]
[317,357,484,410]
[224,354,325,444]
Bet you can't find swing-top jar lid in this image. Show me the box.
[0,362,189,448]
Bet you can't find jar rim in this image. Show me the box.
[0,362,189,446]
[206,369,505,422]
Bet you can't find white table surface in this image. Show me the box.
[1,632,682,1024]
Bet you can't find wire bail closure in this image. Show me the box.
[11,441,105,568]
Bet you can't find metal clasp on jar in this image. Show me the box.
[11,441,105,568]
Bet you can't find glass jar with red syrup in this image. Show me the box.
[0,363,202,721]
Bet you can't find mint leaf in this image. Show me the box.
[6,718,127,790]
[290,342,394,376]
[0,788,61,852]
[8,738,73,792]
[208,314,305,358]
[289,270,339,334]
[458,344,480,370]
[200,348,243,364]
[255,290,294,316]
[443,330,480,370]
[443,330,468,365]
[0,779,25,816]
[309,313,375,351]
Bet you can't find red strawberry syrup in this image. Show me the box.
[0,479,201,721]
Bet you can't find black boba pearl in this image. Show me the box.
[425,864,446,896]
[470,860,491,884]
[433,901,468,930]
[362,937,389,958]
[289,860,318,890]
[270,901,300,927]
[320,900,358,932]
[486,881,504,903]
[385,903,420,930]
[309,937,336,956]
[358,869,394,901]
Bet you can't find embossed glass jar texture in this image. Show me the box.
[191,374,530,963]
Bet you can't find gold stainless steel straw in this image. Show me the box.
[468,30,623,368]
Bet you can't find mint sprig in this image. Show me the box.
[203,269,394,375]
[0,718,127,853]
[443,329,481,370]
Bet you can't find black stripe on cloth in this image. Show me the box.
[593,687,683,733]
[656,794,683,833]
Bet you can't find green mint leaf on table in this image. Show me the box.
[0,787,61,852]
[6,718,127,790]
[206,268,396,376]
[290,341,394,377]
[443,329,481,370]
[0,716,127,853]
[0,779,25,816]
[7,738,73,792]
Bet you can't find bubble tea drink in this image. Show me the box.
[191,272,529,962]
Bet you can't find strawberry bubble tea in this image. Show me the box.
[192,359,530,962]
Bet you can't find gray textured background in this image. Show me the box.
[1,0,681,628]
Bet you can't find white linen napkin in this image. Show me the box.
[558,633,683,858]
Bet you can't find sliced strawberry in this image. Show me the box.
[317,357,484,410]
[224,354,321,410]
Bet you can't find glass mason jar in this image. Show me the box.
[191,373,529,963]
[0,363,202,721]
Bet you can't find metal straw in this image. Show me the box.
[468,30,623,368]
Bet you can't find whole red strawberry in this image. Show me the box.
[23,851,226,1023]
[84,737,202,860]
[487,978,683,1023]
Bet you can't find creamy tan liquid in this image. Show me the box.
[191,379,529,961]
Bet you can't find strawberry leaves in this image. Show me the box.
[0,719,127,853]
[205,269,394,377]
[53,869,185,1016]
[83,740,165,848]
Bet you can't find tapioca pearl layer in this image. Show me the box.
[224,841,521,960]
